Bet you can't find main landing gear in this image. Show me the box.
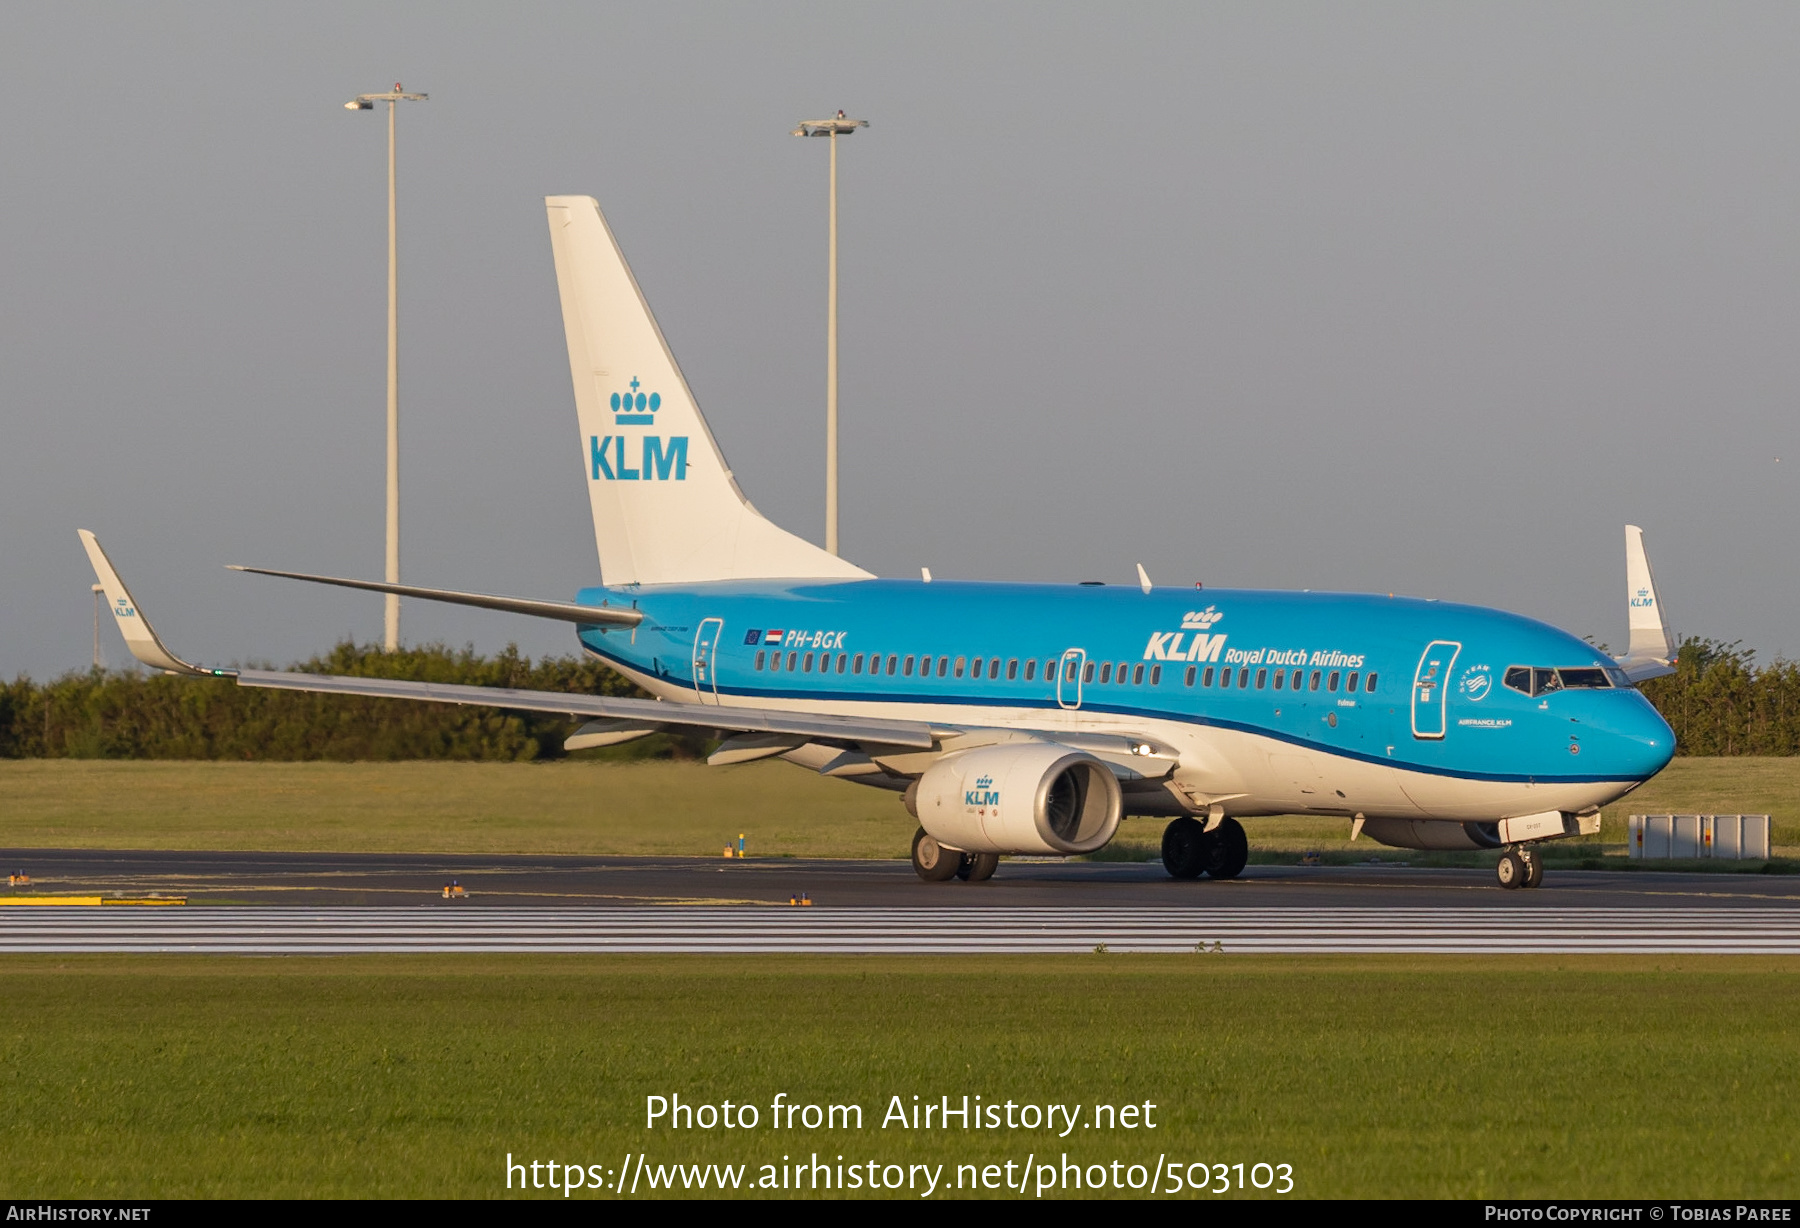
[1161,816,1250,881]
[1496,845,1545,890]
[910,828,1000,883]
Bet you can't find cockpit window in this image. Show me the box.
[1504,664,1621,696]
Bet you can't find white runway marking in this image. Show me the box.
[2,906,1799,953]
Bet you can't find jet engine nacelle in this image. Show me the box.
[913,744,1122,856]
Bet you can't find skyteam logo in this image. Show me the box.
[1458,664,1492,702]
[591,377,689,483]
[965,774,999,810]
[1145,606,1226,662]
[611,376,661,425]
[1630,586,1655,610]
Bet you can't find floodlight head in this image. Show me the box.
[345,99,374,110]
[793,116,869,138]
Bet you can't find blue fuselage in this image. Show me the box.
[572,579,1672,808]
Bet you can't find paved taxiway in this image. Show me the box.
[3,847,1797,909]
[1,849,1797,951]
[4,905,1800,953]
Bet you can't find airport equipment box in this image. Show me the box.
[1628,814,1771,860]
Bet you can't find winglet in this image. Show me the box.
[77,531,221,677]
[1615,525,1676,682]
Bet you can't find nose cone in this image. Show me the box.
[1596,693,1676,781]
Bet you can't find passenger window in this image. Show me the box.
[755,650,766,670]
[1291,669,1303,690]
[1184,665,1196,686]
[1366,672,1378,692]
[1220,667,1232,689]
[989,658,1001,680]
[851,653,863,674]
[1133,664,1144,685]
[837,653,848,673]
[803,652,814,672]
[887,654,898,676]
[1309,670,1321,691]
[1238,668,1250,688]
[903,655,915,676]
[1203,666,1215,686]
[1255,668,1267,689]
[937,656,949,678]
[770,652,782,672]
[1025,659,1037,681]
[1273,670,1285,690]
[1150,665,1162,685]
[1049,659,1061,681]
[1007,659,1019,680]
[1347,671,1359,692]
[1083,662,1096,683]
[1100,663,1112,683]
[787,652,798,672]
[1328,671,1340,692]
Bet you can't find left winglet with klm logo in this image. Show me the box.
[77,531,227,677]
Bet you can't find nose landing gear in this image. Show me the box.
[1496,845,1544,890]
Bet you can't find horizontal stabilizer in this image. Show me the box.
[226,566,643,628]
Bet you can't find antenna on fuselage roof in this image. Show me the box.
[921,567,932,583]
[1136,563,1153,594]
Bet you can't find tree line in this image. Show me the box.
[0,641,679,762]
[0,635,1789,760]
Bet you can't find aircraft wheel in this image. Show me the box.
[911,828,963,882]
[1161,817,1209,879]
[1522,848,1544,889]
[1205,818,1250,880]
[957,852,1000,883]
[1496,850,1526,890]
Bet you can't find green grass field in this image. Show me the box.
[0,757,1795,860]
[0,954,1793,1199]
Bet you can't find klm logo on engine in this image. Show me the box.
[591,376,688,481]
[965,774,999,808]
[1143,606,1227,661]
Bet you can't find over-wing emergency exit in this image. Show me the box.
[81,194,1678,891]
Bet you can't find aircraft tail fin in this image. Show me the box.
[1615,524,1676,682]
[544,195,869,587]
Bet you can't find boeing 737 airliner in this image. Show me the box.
[80,194,1679,890]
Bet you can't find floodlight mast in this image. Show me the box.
[343,84,428,650]
[791,112,868,558]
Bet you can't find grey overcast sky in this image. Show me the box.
[3,2,1798,679]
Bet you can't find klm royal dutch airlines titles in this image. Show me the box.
[79,193,1679,891]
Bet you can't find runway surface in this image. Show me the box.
[5,905,1800,953]
[5,847,1800,909]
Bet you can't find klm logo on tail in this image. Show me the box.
[592,377,688,482]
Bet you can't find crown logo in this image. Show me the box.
[611,376,661,425]
[974,775,993,789]
[1181,606,1224,630]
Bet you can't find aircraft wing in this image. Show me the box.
[78,532,1185,776]
[1612,525,1677,683]
[232,667,942,749]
